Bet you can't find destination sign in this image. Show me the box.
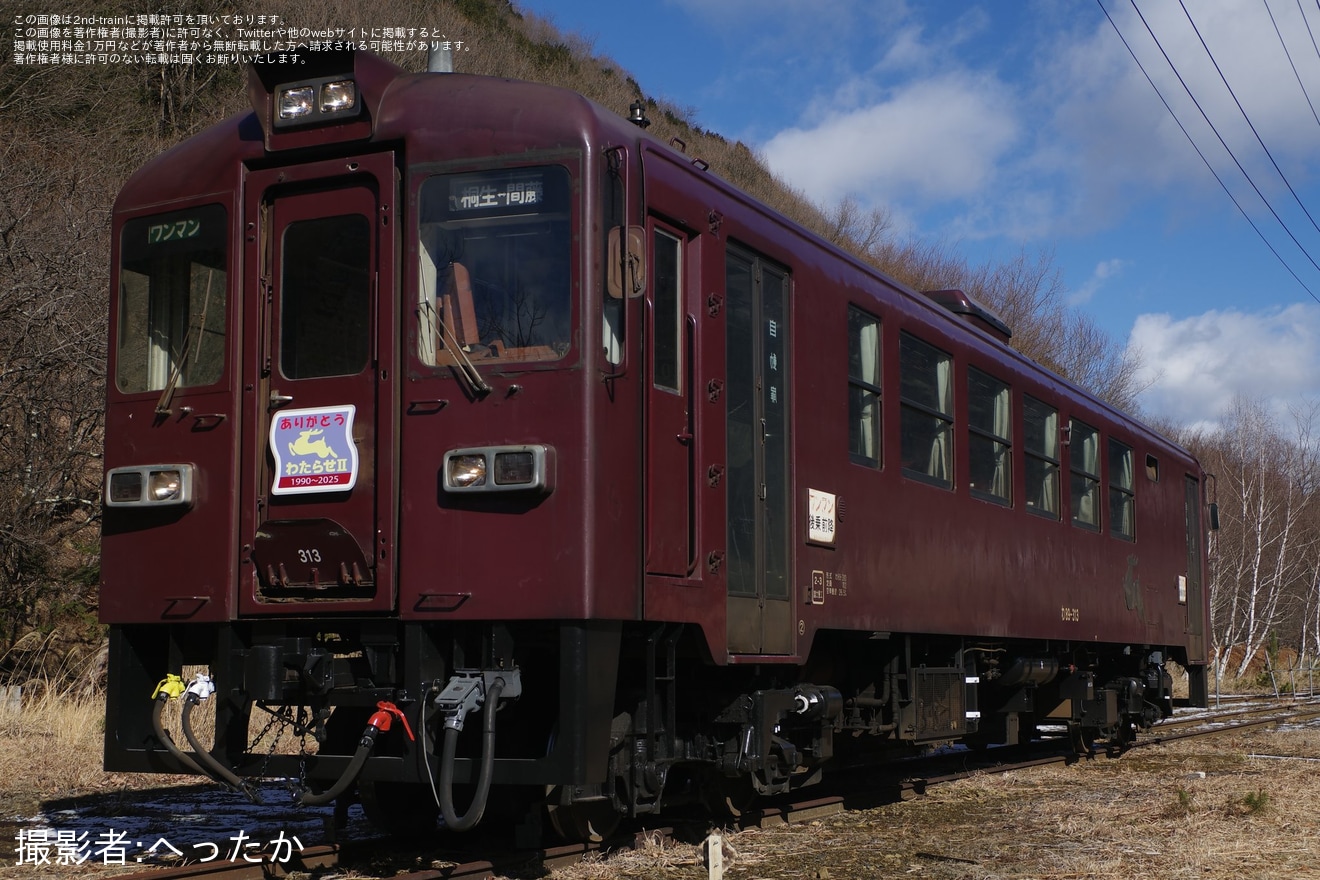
[449,174,544,212]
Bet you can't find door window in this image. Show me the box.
[280,214,371,379]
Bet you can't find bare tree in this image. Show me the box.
[1190,397,1320,684]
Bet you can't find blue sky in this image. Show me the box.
[506,0,1320,431]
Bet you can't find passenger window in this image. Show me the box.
[1070,419,1101,531]
[900,333,952,488]
[848,307,881,467]
[1110,439,1135,540]
[968,367,1011,505]
[1024,396,1060,519]
[652,229,682,392]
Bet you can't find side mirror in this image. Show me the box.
[607,225,646,299]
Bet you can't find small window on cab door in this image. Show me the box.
[652,228,682,393]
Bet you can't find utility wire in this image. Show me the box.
[1175,0,1320,240]
[1268,0,1320,128]
[1097,0,1320,302]
[1123,0,1320,287]
[1297,0,1320,77]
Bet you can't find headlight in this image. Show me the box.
[148,469,184,502]
[447,454,487,488]
[105,464,194,508]
[272,75,362,128]
[443,446,552,494]
[319,80,357,113]
[278,85,315,119]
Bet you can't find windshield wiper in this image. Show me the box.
[425,297,492,397]
[156,268,216,417]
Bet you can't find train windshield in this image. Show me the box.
[116,204,228,394]
[417,166,572,366]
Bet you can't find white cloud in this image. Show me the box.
[760,72,1019,208]
[1129,304,1320,427]
[1070,258,1129,306]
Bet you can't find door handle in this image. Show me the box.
[269,391,294,409]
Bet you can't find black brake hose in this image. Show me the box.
[150,694,208,776]
[297,734,374,806]
[179,692,260,804]
[438,677,504,831]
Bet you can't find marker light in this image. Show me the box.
[105,464,194,508]
[442,446,553,494]
[494,451,535,485]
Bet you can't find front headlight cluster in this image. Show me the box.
[105,465,194,508]
[275,76,359,127]
[442,445,552,494]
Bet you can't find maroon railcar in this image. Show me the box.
[101,48,1211,840]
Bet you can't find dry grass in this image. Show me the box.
[550,728,1320,880]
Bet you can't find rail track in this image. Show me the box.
[63,696,1320,880]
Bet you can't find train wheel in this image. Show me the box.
[702,774,757,819]
[1068,723,1096,757]
[546,800,620,843]
[359,780,440,836]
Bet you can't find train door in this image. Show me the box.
[725,246,793,655]
[239,153,397,614]
[645,222,694,576]
[1184,475,1206,662]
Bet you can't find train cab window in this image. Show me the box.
[280,215,371,379]
[848,307,881,467]
[1110,439,1136,540]
[900,333,952,488]
[653,229,682,392]
[968,367,1011,505]
[417,166,572,366]
[1024,395,1060,519]
[1070,419,1101,531]
[116,204,228,393]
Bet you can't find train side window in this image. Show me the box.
[848,307,882,467]
[653,229,682,392]
[968,367,1011,505]
[899,333,952,488]
[1070,419,1101,531]
[1024,395,1060,519]
[117,204,228,393]
[1145,454,1160,481]
[1110,439,1135,540]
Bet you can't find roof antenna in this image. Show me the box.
[427,43,454,73]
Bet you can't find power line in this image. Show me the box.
[1097,0,1320,302]
[1175,0,1320,241]
[1267,0,1320,128]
